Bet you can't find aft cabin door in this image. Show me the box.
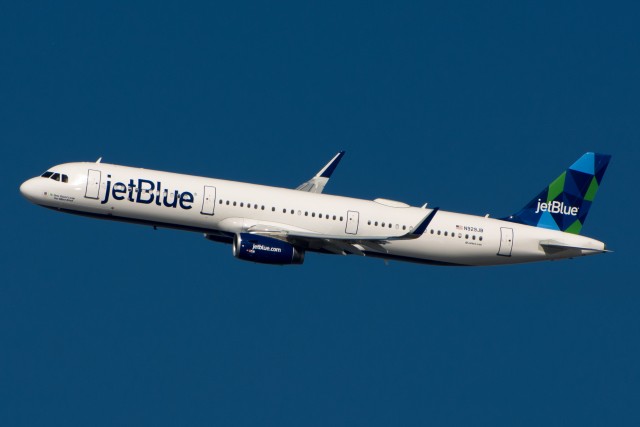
[498,227,514,257]
[85,169,101,199]
[201,186,216,215]
[345,211,359,235]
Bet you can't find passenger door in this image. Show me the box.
[201,186,216,215]
[497,227,514,257]
[85,169,101,199]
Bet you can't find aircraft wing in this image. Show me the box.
[246,208,439,255]
[296,151,345,193]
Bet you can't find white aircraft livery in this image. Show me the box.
[20,152,611,266]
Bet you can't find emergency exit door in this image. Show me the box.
[345,211,359,235]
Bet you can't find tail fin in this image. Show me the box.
[503,152,611,234]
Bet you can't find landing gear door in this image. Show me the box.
[345,211,359,235]
[85,169,101,199]
[497,227,514,257]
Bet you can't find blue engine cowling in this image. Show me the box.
[233,233,305,265]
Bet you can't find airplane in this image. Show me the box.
[20,151,611,266]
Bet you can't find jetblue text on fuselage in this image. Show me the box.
[101,176,194,209]
[534,199,578,216]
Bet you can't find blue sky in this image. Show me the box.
[2,1,639,426]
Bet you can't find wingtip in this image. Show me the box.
[410,207,439,237]
[319,151,346,178]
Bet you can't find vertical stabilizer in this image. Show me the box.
[503,153,611,234]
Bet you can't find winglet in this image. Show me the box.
[408,207,439,237]
[296,151,346,193]
[317,151,345,178]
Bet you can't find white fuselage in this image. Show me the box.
[20,162,607,266]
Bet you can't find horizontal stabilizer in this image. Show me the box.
[539,239,610,254]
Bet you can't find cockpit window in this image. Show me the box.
[41,171,70,183]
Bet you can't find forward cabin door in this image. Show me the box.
[85,169,101,199]
[201,186,216,215]
[497,227,514,257]
[345,210,359,235]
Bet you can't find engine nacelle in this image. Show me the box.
[232,233,305,265]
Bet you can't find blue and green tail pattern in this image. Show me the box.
[503,152,611,234]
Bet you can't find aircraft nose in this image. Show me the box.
[20,178,40,202]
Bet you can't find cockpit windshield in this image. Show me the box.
[41,171,69,183]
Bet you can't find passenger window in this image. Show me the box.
[479,236,483,241]
[444,231,448,236]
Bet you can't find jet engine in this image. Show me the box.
[232,233,305,265]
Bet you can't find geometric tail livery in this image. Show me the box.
[503,152,611,234]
